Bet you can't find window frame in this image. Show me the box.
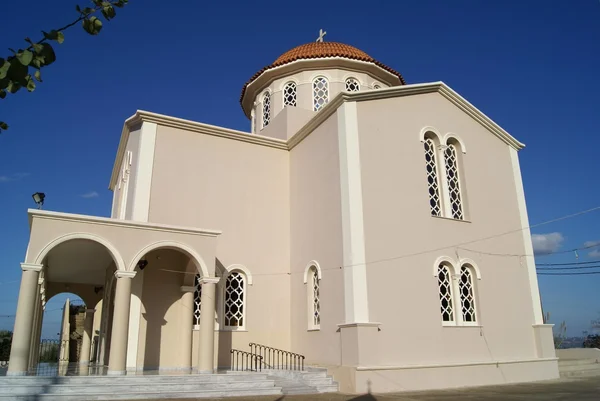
[345,77,360,92]
[282,81,297,107]
[262,91,271,129]
[437,263,456,326]
[458,264,478,326]
[312,76,329,111]
[222,270,248,331]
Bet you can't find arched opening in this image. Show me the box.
[130,244,207,371]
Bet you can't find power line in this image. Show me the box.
[537,260,600,266]
[537,265,600,271]
[538,271,600,276]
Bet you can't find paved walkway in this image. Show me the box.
[126,376,599,401]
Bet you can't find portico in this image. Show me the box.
[8,209,221,376]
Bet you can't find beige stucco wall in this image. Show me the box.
[289,111,345,366]
[148,125,292,360]
[112,125,141,219]
[355,93,539,366]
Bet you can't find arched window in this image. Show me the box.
[193,274,202,326]
[308,266,321,329]
[224,271,246,329]
[459,266,477,323]
[262,92,271,128]
[444,142,464,219]
[437,264,454,323]
[345,78,360,92]
[423,137,442,216]
[283,82,297,107]
[373,84,381,89]
[313,77,329,111]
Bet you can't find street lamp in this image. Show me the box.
[32,192,45,209]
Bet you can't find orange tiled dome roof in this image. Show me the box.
[240,42,406,104]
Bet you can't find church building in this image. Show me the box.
[8,33,559,393]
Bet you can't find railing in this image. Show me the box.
[39,339,69,363]
[249,342,305,371]
[230,349,263,372]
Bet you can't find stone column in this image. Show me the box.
[197,277,219,373]
[27,280,42,370]
[79,309,95,365]
[8,263,43,375]
[107,271,136,375]
[180,286,195,371]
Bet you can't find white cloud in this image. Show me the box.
[532,232,564,255]
[584,240,600,259]
[80,191,99,199]
[0,172,29,182]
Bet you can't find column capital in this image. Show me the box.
[180,286,195,293]
[114,270,136,279]
[198,277,220,285]
[21,263,43,272]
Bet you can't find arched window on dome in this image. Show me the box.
[283,82,297,107]
[373,84,381,89]
[345,78,360,92]
[262,92,271,129]
[313,77,329,111]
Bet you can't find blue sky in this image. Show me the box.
[0,0,599,338]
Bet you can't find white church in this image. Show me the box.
[7,32,559,394]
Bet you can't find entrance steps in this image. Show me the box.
[265,368,338,394]
[558,358,600,378]
[0,372,283,400]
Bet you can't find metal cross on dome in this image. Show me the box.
[316,29,327,42]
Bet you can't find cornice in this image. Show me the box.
[109,82,524,190]
[28,209,222,237]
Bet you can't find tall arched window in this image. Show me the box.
[283,82,297,107]
[224,271,246,329]
[459,265,477,323]
[437,264,454,323]
[262,92,271,128]
[193,274,202,326]
[345,78,360,92]
[313,77,329,111]
[444,142,464,219]
[308,266,321,329]
[423,137,442,216]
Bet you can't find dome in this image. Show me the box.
[240,42,406,105]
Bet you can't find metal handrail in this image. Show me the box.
[249,342,305,371]
[230,349,263,372]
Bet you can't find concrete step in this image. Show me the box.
[2,380,278,395]
[0,373,269,385]
[0,387,283,400]
[558,358,600,367]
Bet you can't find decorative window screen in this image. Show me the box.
[224,272,245,328]
[193,274,202,326]
[438,265,454,322]
[312,268,320,327]
[424,138,442,216]
[313,77,329,111]
[283,82,297,107]
[262,92,271,128]
[444,144,464,219]
[459,266,477,323]
[345,78,360,92]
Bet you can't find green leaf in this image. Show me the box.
[0,59,10,80]
[0,122,8,131]
[32,43,44,54]
[56,32,65,44]
[7,81,21,94]
[26,76,36,92]
[82,7,94,15]
[0,89,6,99]
[83,17,103,35]
[34,70,42,82]
[16,50,33,66]
[39,43,56,66]
[0,77,8,90]
[7,59,28,83]
[102,5,116,20]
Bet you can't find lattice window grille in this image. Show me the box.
[345,78,360,92]
[438,265,454,322]
[444,144,464,219]
[459,266,477,323]
[283,82,297,107]
[262,92,271,128]
[424,138,442,216]
[313,77,329,111]
[312,268,320,327]
[193,274,202,326]
[224,272,245,328]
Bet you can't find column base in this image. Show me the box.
[107,370,127,376]
[6,371,28,376]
